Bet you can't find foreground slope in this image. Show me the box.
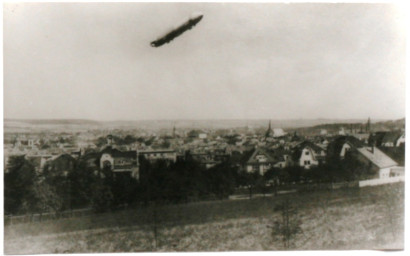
[4,183,404,253]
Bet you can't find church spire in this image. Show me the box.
[265,120,273,138]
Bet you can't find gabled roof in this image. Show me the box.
[291,140,326,161]
[295,140,325,154]
[381,132,402,145]
[356,147,398,169]
[100,146,136,159]
[292,146,317,162]
[368,132,387,146]
[327,136,364,158]
[81,152,101,161]
[139,149,176,154]
[246,147,277,164]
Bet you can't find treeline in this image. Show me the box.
[4,153,371,216]
[5,155,100,215]
[4,154,241,215]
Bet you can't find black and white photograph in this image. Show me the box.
[2,1,406,253]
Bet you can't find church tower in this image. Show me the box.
[265,120,274,138]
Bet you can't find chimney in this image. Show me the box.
[369,143,375,154]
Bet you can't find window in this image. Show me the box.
[304,160,310,165]
[305,151,309,155]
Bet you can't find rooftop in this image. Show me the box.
[356,147,398,169]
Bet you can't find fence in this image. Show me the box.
[359,176,405,187]
[4,208,93,225]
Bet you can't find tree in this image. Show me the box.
[42,156,76,211]
[265,168,281,196]
[270,199,303,250]
[111,172,139,206]
[255,174,269,197]
[67,160,98,209]
[4,155,38,214]
[32,181,64,216]
[160,140,171,149]
[95,136,108,147]
[205,162,238,200]
[237,171,260,199]
[123,135,137,145]
[285,166,304,184]
[90,178,114,213]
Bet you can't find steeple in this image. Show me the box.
[265,120,273,138]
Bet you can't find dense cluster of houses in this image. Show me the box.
[4,120,405,182]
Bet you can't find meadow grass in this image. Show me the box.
[4,182,404,253]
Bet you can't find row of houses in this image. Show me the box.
[6,125,404,183]
[241,135,403,180]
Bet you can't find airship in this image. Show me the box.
[150,12,203,47]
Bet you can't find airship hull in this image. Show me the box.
[151,14,203,47]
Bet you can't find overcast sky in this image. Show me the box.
[3,2,406,121]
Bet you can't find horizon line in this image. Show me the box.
[3,117,404,122]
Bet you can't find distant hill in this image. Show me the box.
[3,118,403,133]
[5,119,102,126]
[289,118,405,136]
[99,119,379,130]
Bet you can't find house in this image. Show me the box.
[396,133,405,147]
[273,128,286,137]
[292,141,326,169]
[138,149,177,163]
[243,147,278,175]
[368,132,387,147]
[390,166,404,177]
[381,132,402,147]
[99,146,139,179]
[190,149,231,169]
[79,135,140,179]
[190,152,218,169]
[351,133,370,144]
[353,146,398,179]
[81,152,101,169]
[326,136,364,160]
[198,133,208,139]
[42,154,77,176]
[26,154,54,173]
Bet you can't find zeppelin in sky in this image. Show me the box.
[150,13,204,47]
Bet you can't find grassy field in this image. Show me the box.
[4,182,404,253]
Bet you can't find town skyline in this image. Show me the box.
[3,3,406,121]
